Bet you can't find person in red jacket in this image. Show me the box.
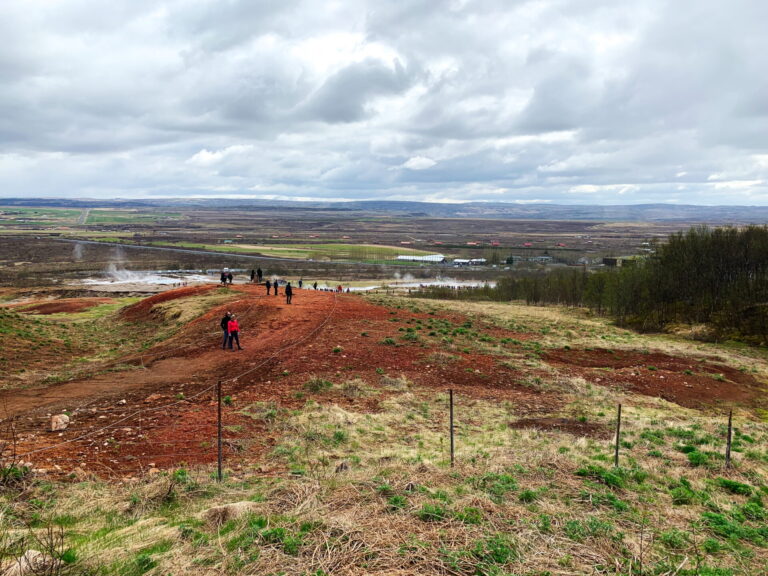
[227,314,242,350]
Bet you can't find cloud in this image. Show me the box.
[401,156,436,170]
[1,0,768,204]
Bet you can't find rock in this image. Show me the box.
[117,399,127,405]
[335,461,349,473]
[201,502,263,527]
[50,414,69,432]
[144,394,166,403]
[2,550,60,576]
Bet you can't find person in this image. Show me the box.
[273,279,279,296]
[227,271,233,284]
[257,268,263,283]
[220,271,227,285]
[265,279,271,295]
[285,282,293,304]
[227,314,242,350]
[298,279,303,289]
[250,269,255,282]
[219,311,231,349]
[313,281,318,290]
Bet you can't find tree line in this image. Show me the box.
[414,226,768,342]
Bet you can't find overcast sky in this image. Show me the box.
[1,0,767,205]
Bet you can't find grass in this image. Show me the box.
[2,295,768,574]
[148,241,438,262]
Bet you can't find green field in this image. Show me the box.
[150,241,440,262]
[85,210,180,225]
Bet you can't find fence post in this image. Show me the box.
[449,389,455,468]
[217,380,223,482]
[614,403,622,468]
[725,409,733,469]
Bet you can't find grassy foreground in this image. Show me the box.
[2,296,768,575]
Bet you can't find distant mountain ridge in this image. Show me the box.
[3,198,768,222]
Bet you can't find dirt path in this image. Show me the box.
[0,286,337,420]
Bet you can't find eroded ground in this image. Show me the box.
[1,285,766,478]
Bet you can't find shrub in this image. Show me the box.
[304,377,333,392]
[386,495,407,511]
[687,451,708,467]
[715,477,752,496]
[417,503,448,522]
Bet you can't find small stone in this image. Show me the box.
[335,461,349,473]
[50,414,69,432]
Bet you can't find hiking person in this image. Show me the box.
[250,269,255,282]
[273,279,279,296]
[227,271,233,284]
[313,281,318,290]
[298,279,303,289]
[257,268,263,283]
[227,314,242,350]
[285,282,293,304]
[220,311,231,349]
[220,271,227,285]
[265,279,271,295]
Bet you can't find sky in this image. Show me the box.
[1,0,767,205]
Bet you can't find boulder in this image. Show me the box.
[50,414,70,432]
[2,550,60,576]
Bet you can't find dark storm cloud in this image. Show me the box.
[0,0,767,203]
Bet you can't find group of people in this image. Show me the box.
[219,311,242,350]
[219,271,233,285]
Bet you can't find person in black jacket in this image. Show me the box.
[220,311,231,349]
[265,280,271,295]
[257,267,263,283]
[285,282,293,304]
[273,280,279,296]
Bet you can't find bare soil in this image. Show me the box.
[543,347,765,409]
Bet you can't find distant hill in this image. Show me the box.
[4,197,768,222]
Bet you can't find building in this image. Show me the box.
[396,254,446,263]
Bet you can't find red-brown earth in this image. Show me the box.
[1,285,764,478]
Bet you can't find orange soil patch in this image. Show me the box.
[20,298,113,315]
[543,347,766,409]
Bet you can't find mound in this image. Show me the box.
[120,284,218,321]
[22,298,112,315]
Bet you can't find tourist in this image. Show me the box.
[285,282,293,304]
[273,279,279,296]
[219,311,231,349]
[257,267,263,283]
[265,279,271,295]
[227,314,242,350]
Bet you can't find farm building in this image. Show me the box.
[396,254,446,263]
[453,258,487,266]
[602,256,637,267]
